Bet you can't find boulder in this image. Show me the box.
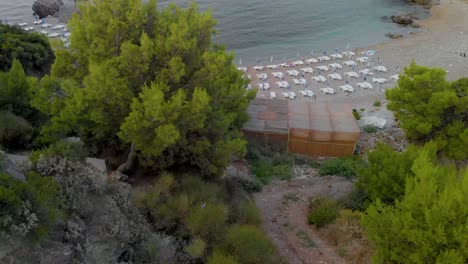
[385,33,403,39]
[391,15,413,26]
[32,0,64,19]
[410,22,421,28]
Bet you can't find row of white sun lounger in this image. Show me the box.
[256,73,397,85]
[248,63,387,76]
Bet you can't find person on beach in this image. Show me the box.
[364,76,367,81]
[314,94,317,100]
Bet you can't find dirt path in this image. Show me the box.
[254,169,354,264]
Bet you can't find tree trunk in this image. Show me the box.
[117,142,136,174]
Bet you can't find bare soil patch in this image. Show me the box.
[254,168,355,264]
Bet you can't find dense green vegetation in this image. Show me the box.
[386,62,468,159]
[307,198,340,228]
[0,60,43,150]
[32,0,255,176]
[319,156,362,178]
[0,171,63,239]
[0,24,54,76]
[134,173,281,263]
[362,148,468,263]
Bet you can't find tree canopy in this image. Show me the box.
[357,143,422,204]
[0,59,37,120]
[386,62,468,159]
[33,0,255,176]
[0,24,54,76]
[362,148,468,264]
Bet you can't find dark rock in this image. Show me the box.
[32,0,64,19]
[385,33,403,39]
[391,15,413,26]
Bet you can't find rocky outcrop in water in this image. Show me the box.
[385,33,403,39]
[32,0,64,19]
[391,15,413,26]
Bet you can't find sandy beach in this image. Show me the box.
[245,0,468,126]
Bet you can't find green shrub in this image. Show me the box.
[373,101,382,107]
[229,201,262,226]
[362,125,378,133]
[252,157,293,184]
[186,203,227,244]
[30,140,88,164]
[0,24,54,76]
[0,111,33,149]
[207,250,239,264]
[185,238,206,257]
[319,157,360,178]
[352,109,361,120]
[0,172,63,239]
[338,188,369,211]
[222,225,279,264]
[308,198,339,228]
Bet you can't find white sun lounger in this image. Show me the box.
[289,92,296,99]
[329,63,342,69]
[305,89,315,97]
[328,73,342,80]
[316,65,329,72]
[267,64,278,69]
[356,57,369,63]
[344,72,359,78]
[282,92,290,98]
[270,92,276,99]
[272,72,284,78]
[373,66,388,72]
[256,73,268,80]
[343,61,357,67]
[320,87,335,94]
[372,78,387,84]
[318,56,331,62]
[301,67,314,73]
[293,61,304,66]
[330,53,344,60]
[359,69,374,76]
[306,58,318,64]
[253,66,265,71]
[357,82,373,89]
[312,75,327,83]
[390,74,399,81]
[340,84,355,92]
[287,70,300,76]
[237,67,247,73]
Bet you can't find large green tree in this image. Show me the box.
[0,24,54,76]
[357,143,426,204]
[386,62,468,159]
[0,59,37,119]
[32,0,255,176]
[362,148,468,264]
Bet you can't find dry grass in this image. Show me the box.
[317,209,373,264]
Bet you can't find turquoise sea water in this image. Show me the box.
[1,0,428,64]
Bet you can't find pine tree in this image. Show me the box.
[32,0,255,176]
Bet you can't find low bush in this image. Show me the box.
[229,200,262,226]
[308,198,339,228]
[252,157,293,184]
[0,172,63,239]
[185,238,206,258]
[373,101,382,107]
[352,109,361,120]
[207,250,238,264]
[30,140,88,164]
[319,157,360,178]
[186,203,227,244]
[221,225,279,264]
[362,125,378,134]
[0,111,33,150]
[338,188,369,211]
